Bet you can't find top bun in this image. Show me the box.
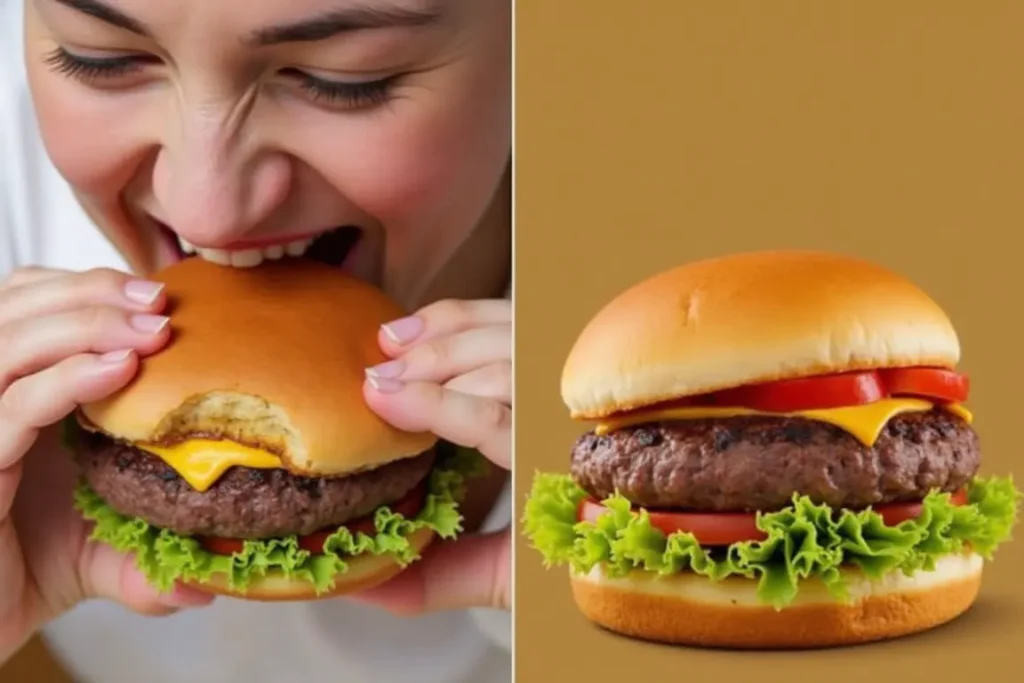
[81,258,437,476]
[561,250,959,419]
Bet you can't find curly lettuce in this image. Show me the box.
[75,444,486,594]
[522,472,1021,609]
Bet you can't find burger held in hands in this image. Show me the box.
[523,249,1021,649]
[65,257,481,601]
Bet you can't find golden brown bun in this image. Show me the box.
[81,258,437,476]
[561,250,960,419]
[187,527,435,601]
[569,552,981,649]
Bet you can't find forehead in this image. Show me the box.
[41,0,465,36]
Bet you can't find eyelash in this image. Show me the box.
[44,47,146,80]
[281,68,396,108]
[43,47,397,110]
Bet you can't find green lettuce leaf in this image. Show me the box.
[75,444,486,595]
[521,471,1022,609]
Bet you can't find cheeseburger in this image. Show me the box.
[66,257,481,601]
[523,249,1020,648]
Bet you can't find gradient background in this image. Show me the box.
[515,0,1024,680]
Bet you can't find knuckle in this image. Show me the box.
[413,337,451,369]
[80,267,128,296]
[4,266,44,289]
[490,360,512,392]
[79,305,124,336]
[474,397,511,434]
[0,377,27,421]
[424,298,471,325]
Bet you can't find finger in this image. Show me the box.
[377,299,510,353]
[0,307,170,390]
[349,530,510,615]
[0,268,166,328]
[367,325,510,384]
[78,539,214,616]
[443,362,512,404]
[0,266,68,293]
[0,351,139,470]
[364,378,510,469]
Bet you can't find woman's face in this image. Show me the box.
[23,0,511,307]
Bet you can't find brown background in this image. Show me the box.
[515,1,1024,681]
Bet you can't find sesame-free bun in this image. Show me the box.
[81,258,437,476]
[570,552,982,649]
[188,527,435,602]
[561,250,960,419]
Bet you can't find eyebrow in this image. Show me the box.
[250,4,445,45]
[53,0,444,45]
[54,0,148,36]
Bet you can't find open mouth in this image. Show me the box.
[163,224,363,270]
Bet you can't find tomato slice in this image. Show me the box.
[577,488,970,546]
[873,487,969,526]
[578,498,767,545]
[878,367,969,404]
[198,481,427,556]
[712,370,886,413]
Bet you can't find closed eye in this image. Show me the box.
[279,69,398,109]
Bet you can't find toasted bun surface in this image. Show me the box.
[570,552,981,649]
[187,528,435,601]
[561,250,960,419]
[81,258,437,476]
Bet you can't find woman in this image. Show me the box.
[0,0,512,681]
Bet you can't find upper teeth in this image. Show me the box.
[178,236,316,268]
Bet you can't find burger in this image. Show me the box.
[65,257,482,601]
[523,249,1021,648]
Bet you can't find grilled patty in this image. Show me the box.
[74,428,435,539]
[570,410,979,512]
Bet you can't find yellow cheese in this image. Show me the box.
[594,399,973,447]
[138,439,283,492]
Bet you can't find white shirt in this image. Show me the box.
[0,2,511,681]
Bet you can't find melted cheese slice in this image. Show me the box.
[139,439,283,492]
[594,398,973,447]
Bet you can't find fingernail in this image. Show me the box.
[124,280,165,305]
[366,359,406,379]
[130,314,170,334]
[381,316,424,345]
[99,349,133,363]
[367,376,404,394]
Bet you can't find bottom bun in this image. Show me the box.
[185,528,436,602]
[570,552,982,649]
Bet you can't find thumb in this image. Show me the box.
[351,530,511,615]
[78,541,214,616]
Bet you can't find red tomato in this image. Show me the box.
[712,370,886,413]
[577,498,767,545]
[577,488,970,546]
[199,482,427,556]
[873,488,969,526]
[878,367,970,404]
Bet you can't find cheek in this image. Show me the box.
[298,80,509,230]
[27,71,149,198]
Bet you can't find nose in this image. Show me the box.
[152,103,291,248]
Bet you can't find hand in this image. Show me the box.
[0,267,212,664]
[359,298,511,614]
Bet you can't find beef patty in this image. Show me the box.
[571,409,979,512]
[75,429,435,538]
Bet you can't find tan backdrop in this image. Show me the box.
[515,1,1024,681]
